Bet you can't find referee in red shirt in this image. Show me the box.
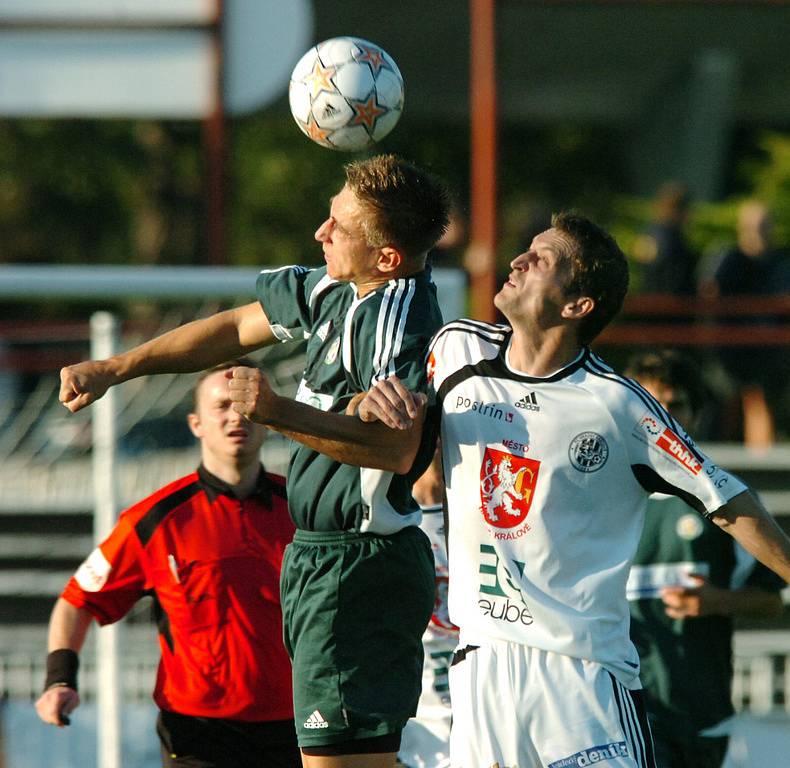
[35,360,300,768]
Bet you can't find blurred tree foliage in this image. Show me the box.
[1,108,788,282]
[0,119,202,265]
[0,107,627,268]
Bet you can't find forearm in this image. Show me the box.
[266,395,423,474]
[36,598,90,726]
[711,490,790,585]
[106,305,273,383]
[716,587,784,619]
[47,598,94,653]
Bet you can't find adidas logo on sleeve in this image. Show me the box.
[304,709,329,729]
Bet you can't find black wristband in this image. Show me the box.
[44,649,79,692]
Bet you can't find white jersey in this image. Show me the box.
[428,319,746,686]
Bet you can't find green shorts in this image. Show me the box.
[280,526,435,748]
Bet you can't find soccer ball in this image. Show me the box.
[289,36,404,152]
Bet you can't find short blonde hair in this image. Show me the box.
[344,154,450,261]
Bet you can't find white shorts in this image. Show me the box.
[399,702,452,768]
[448,641,656,768]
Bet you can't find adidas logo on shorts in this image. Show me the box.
[304,709,329,729]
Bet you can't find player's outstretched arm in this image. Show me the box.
[60,302,275,413]
[660,575,783,619]
[710,490,790,585]
[35,598,94,727]
[228,369,425,474]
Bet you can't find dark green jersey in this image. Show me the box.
[627,494,784,739]
[256,265,443,532]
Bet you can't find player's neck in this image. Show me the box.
[354,274,392,298]
[506,326,582,378]
[201,454,261,499]
[354,260,424,298]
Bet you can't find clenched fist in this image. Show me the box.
[59,360,115,414]
[227,366,277,424]
[35,685,79,727]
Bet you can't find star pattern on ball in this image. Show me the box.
[348,95,387,131]
[355,44,386,76]
[305,59,336,98]
[305,115,330,144]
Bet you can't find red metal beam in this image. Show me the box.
[623,293,790,317]
[599,323,790,346]
[468,0,498,322]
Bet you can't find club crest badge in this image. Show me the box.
[676,513,704,540]
[324,336,341,365]
[569,431,609,473]
[480,448,540,528]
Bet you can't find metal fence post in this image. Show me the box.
[90,311,121,768]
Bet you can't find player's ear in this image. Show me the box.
[561,295,595,321]
[377,246,403,274]
[187,412,202,439]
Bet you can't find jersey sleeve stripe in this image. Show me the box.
[341,291,375,375]
[584,358,666,423]
[308,271,337,310]
[377,280,405,381]
[630,464,707,514]
[258,265,309,275]
[586,354,671,427]
[149,591,175,652]
[587,354,705,464]
[584,355,706,465]
[386,278,416,379]
[447,318,509,336]
[371,281,396,382]
[427,320,508,358]
[134,481,202,547]
[371,278,415,385]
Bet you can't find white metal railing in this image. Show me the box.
[3,631,789,713]
[732,631,790,714]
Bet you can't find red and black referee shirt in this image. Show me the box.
[62,465,295,722]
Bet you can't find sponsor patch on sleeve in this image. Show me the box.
[74,547,112,592]
[634,416,702,475]
[427,351,436,384]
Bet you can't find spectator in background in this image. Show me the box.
[634,182,696,295]
[702,201,786,297]
[625,349,785,768]
[699,200,789,447]
[35,361,300,768]
[398,445,456,768]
